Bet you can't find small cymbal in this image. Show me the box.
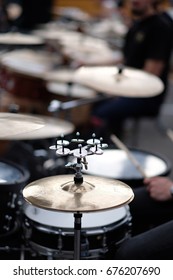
[0,113,44,139]
[4,115,74,140]
[23,174,134,212]
[74,66,164,97]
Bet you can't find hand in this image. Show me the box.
[143,176,173,201]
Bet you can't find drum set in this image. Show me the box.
[0,24,170,260]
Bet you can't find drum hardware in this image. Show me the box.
[23,132,134,259]
[48,94,110,115]
[73,65,164,97]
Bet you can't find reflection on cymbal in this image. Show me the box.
[74,66,164,97]
[0,113,44,139]
[4,115,74,140]
[23,174,134,212]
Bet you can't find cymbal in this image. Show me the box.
[0,32,44,45]
[53,7,92,22]
[63,48,123,66]
[46,82,96,98]
[23,174,134,212]
[3,115,74,140]
[44,69,75,83]
[1,49,60,78]
[73,66,164,97]
[0,113,44,139]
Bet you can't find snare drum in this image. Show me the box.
[0,159,29,240]
[83,148,171,187]
[23,204,131,260]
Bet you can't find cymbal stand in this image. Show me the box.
[49,132,108,259]
[74,212,82,260]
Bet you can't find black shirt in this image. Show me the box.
[123,14,173,88]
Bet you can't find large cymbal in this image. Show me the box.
[0,113,44,139]
[23,174,134,212]
[73,66,164,97]
[3,115,74,140]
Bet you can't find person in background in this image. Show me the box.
[90,0,173,140]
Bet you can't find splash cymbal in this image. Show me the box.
[3,115,74,140]
[23,174,134,212]
[73,66,164,97]
[0,113,44,139]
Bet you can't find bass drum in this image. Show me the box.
[82,148,171,187]
[23,204,132,260]
[0,159,30,258]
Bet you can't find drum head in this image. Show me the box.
[24,204,127,229]
[0,159,30,191]
[82,149,171,187]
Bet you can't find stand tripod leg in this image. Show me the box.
[74,212,82,260]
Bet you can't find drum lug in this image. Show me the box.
[8,193,17,209]
[101,227,108,254]
[57,229,63,252]
[3,215,12,231]
[81,232,90,257]
[23,219,32,240]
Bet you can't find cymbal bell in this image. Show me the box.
[23,174,134,212]
[2,115,74,140]
[73,66,164,97]
[0,113,44,139]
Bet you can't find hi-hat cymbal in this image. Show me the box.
[23,174,134,212]
[0,113,44,139]
[73,66,164,97]
[3,115,74,140]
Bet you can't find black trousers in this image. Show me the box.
[114,187,173,259]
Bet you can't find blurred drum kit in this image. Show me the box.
[0,12,169,260]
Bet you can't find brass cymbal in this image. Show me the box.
[73,66,164,97]
[3,115,74,140]
[0,32,44,45]
[46,82,96,98]
[1,49,60,79]
[23,174,134,212]
[0,113,44,139]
